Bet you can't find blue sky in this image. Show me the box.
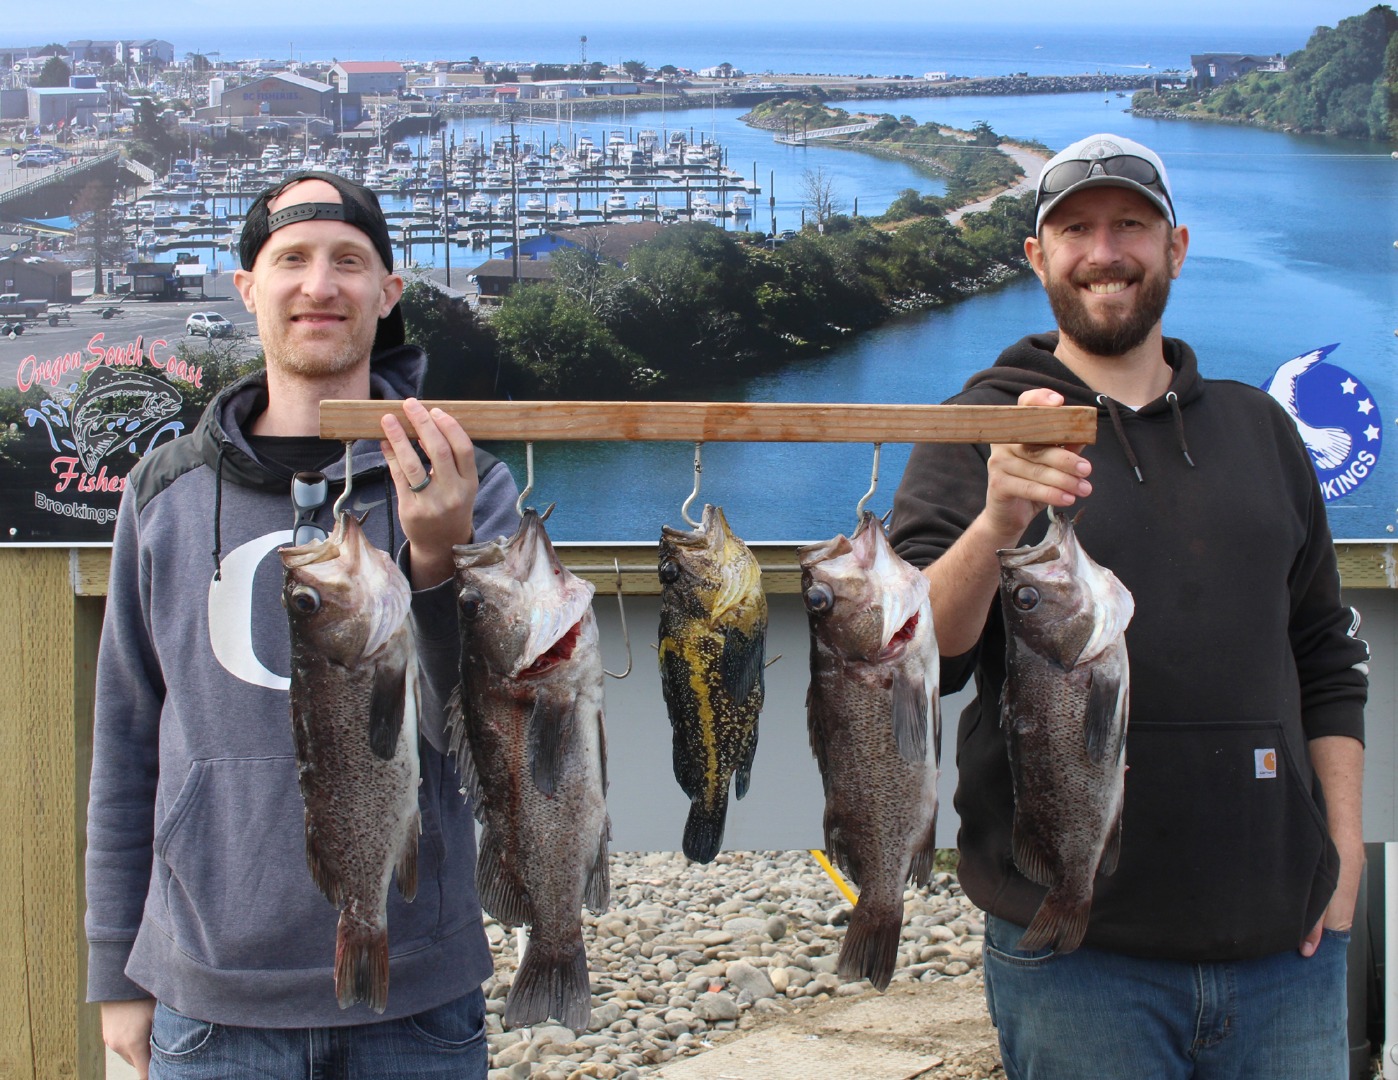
[7,0,1373,38]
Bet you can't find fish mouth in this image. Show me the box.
[519,618,583,678]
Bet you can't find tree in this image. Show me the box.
[799,166,844,227]
[622,59,648,81]
[73,180,126,294]
[35,55,71,87]
[185,52,212,73]
[397,278,501,398]
[492,285,642,396]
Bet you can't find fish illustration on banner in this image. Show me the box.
[1262,344,1383,506]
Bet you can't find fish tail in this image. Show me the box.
[1017,883,1092,955]
[682,792,729,864]
[504,932,591,1033]
[334,912,389,1013]
[838,896,902,991]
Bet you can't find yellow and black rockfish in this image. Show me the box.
[800,511,940,991]
[448,509,610,1033]
[281,512,422,1014]
[658,503,767,864]
[998,508,1133,954]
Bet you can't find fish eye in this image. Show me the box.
[289,585,320,615]
[459,586,484,619]
[658,559,680,585]
[804,582,835,614]
[1012,585,1040,611]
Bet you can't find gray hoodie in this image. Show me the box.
[85,344,521,1026]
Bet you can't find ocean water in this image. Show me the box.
[128,22,1317,79]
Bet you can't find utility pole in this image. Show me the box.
[510,119,520,284]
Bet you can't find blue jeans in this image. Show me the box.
[147,990,488,1079]
[982,915,1349,1080]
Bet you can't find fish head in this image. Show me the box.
[454,509,596,680]
[798,512,933,663]
[659,503,765,629]
[281,512,411,665]
[998,510,1134,670]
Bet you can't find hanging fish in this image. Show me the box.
[281,512,421,1013]
[800,511,940,990]
[998,508,1133,954]
[658,503,767,864]
[449,509,610,1033]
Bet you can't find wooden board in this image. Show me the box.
[319,400,1099,445]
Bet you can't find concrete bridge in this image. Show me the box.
[0,150,146,225]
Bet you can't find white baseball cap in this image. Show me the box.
[1034,133,1176,233]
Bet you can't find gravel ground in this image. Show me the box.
[483,850,999,1080]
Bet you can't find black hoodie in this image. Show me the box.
[890,333,1368,961]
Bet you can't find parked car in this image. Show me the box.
[185,311,234,338]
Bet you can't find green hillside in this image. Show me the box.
[1134,5,1398,142]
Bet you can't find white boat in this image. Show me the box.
[495,194,515,217]
[524,194,546,213]
[467,193,491,218]
[413,194,433,213]
[552,195,573,220]
[693,206,718,224]
[728,194,752,217]
[606,191,629,211]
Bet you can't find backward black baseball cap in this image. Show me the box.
[239,170,404,351]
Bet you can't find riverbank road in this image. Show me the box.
[946,142,1050,225]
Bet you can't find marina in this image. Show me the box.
[121,120,767,265]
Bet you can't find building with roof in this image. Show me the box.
[27,86,107,128]
[194,72,342,125]
[0,255,74,303]
[1189,53,1285,91]
[331,61,407,95]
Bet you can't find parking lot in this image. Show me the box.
[0,291,262,391]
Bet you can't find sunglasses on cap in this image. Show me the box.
[1036,153,1173,215]
[291,471,330,546]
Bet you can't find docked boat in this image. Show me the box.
[495,194,515,218]
[728,194,752,217]
[552,195,573,220]
[413,194,433,213]
[606,191,629,212]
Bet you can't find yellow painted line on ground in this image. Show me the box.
[810,849,859,906]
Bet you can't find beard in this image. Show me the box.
[1044,249,1174,358]
[262,311,378,380]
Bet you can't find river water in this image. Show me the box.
[411,92,1395,542]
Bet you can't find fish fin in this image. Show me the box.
[444,684,468,759]
[529,692,572,797]
[1017,884,1092,954]
[304,818,345,907]
[598,709,609,795]
[734,723,759,801]
[368,662,407,761]
[720,624,765,707]
[824,818,861,887]
[890,671,929,765]
[395,811,420,902]
[334,914,389,1013]
[504,932,592,1033]
[1083,670,1123,765]
[838,898,901,991]
[908,810,940,888]
[1011,816,1056,888]
[1098,805,1124,878]
[584,824,611,913]
[683,793,728,864]
[476,825,531,927]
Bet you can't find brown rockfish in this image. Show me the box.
[998,508,1133,954]
[800,511,940,990]
[449,509,609,1033]
[281,512,421,1013]
[658,503,767,864]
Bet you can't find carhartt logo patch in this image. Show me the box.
[1255,749,1278,779]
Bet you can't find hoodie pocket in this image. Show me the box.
[1096,719,1335,956]
[153,757,443,971]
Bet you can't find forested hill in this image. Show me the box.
[1134,5,1397,142]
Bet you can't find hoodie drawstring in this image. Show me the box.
[1166,391,1196,468]
[1096,394,1144,484]
[211,444,228,580]
[386,473,397,558]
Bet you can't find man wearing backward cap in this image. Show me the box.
[86,173,520,1077]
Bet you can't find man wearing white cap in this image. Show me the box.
[891,134,1367,1077]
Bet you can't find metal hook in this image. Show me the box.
[514,442,534,518]
[603,559,633,680]
[855,442,882,519]
[331,440,355,519]
[681,441,704,528]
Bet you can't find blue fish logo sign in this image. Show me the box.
[1262,344,1382,503]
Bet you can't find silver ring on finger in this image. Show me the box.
[409,471,433,493]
